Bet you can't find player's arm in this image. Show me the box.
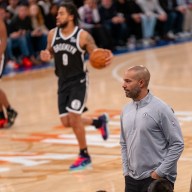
[0,20,7,60]
[81,30,97,54]
[80,30,113,66]
[40,29,55,62]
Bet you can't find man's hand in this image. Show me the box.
[104,49,113,66]
[40,50,52,62]
[151,171,161,179]
[131,14,141,23]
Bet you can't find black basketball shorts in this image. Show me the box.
[58,74,88,116]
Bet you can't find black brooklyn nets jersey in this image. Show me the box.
[51,26,86,80]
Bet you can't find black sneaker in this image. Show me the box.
[7,109,18,127]
[98,113,109,140]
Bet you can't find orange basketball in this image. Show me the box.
[89,48,109,69]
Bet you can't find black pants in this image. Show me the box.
[125,176,155,192]
[125,176,174,192]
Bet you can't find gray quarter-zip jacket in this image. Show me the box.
[120,92,184,183]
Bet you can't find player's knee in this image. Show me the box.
[69,121,80,129]
[60,116,70,127]
[68,114,82,128]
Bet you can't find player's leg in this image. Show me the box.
[69,112,87,149]
[64,77,92,170]
[60,113,88,155]
[78,73,109,140]
[0,89,17,128]
[0,55,8,128]
[62,111,91,171]
[0,89,9,107]
[60,111,91,171]
[60,113,70,128]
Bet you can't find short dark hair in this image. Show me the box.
[148,179,173,192]
[60,2,79,25]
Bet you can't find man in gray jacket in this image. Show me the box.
[120,65,184,192]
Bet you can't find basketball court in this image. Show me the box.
[0,42,192,192]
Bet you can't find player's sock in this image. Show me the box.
[0,111,5,119]
[92,119,102,129]
[79,148,90,158]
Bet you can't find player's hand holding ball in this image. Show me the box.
[89,48,113,69]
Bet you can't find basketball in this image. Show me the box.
[89,48,109,69]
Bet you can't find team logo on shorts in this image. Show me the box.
[71,99,81,110]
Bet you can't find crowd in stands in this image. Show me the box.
[0,0,192,69]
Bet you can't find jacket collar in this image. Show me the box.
[133,91,153,108]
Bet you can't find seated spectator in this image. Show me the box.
[114,0,146,45]
[159,0,186,40]
[6,0,20,17]
[5,7,14,25]
[78,0,113,49]
[126,0,143,46]
[6,4,37,67]
[136,0,167,46]
[38,0,52,16]
[175,0,187,36]
[78,0,100,30]
[158,0,175,39]
[29,4,48,61]
[183,0,192,35]
[45,3,58,30]
[148,178,173,192]
[99,0,128,47]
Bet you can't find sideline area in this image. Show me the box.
[3,36,192,77]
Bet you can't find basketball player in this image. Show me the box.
[0,18,18,128]
[120,65,184,192]
[40,2,113,171]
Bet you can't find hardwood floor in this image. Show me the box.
[0,42,192,192]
